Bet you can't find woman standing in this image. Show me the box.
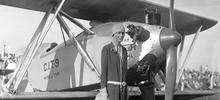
[100,24,127,100]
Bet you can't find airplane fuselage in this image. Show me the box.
[27,21,167,91]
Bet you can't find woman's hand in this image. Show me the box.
[95,87,108,100]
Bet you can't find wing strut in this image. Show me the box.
[60,10,94,35]
[176,24,203,85]
[3,0,66,93]
[56,14,100,78]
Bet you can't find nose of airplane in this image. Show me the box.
[160,28,182,50]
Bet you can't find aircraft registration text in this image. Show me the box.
[43,58,59,71]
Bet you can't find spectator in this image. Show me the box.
[0,54,4,69]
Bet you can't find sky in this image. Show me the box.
[0,5,90,53]
[0,0,220,72]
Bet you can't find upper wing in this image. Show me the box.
[0,0,217,35]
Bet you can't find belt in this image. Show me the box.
[107,81,127,86]
[138,80,153,85]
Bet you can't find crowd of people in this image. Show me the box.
[0,53,19,93]
[178,68,220,91]
[0,53,18,70]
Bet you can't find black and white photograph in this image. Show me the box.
[0,0,219,100]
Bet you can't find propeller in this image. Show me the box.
[160,0,182,100]
[160,28,181,100]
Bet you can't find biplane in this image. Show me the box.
[0,0,217,100]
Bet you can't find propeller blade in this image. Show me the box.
[169,0,176,31]
[160,28,181,100]
[165,0,177,100]
[165,46,177,100]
